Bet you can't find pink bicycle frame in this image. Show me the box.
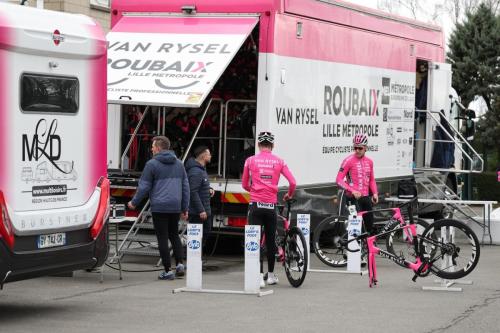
[358,208,427,288]
[259,204,291,263]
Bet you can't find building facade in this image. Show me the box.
[6,0,111,31]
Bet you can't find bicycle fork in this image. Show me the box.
[366,237,378,288]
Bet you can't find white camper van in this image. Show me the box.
[0,3,109,287]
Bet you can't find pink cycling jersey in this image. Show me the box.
[336,154,378,197]
[241,150,296,204]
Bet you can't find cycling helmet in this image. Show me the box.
[257,131,275,144]
[353,133,368,146]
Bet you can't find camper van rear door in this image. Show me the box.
[107,16,258,107]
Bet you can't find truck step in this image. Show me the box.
[126,234,157,243]
[121,246,159,257]
[134,223,155,230]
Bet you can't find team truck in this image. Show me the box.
[106,0,482,245]
[0,3,109,287]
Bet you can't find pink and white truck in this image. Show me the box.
[0,3,109,286]
[106,0,479,233]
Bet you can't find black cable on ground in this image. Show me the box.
[104,262,163,273]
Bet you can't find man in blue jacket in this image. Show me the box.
[185,146,214,249]
[128,136,190,280]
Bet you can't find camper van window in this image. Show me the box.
[20,74,79,113]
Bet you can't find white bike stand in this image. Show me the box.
[298,214,367,276]
[422,278,472,292]
[422,226,472,292]
[173,224,273,297]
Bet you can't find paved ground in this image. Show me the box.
[1,245,500,333]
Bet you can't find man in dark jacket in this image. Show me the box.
[128,136,190,280]
[185,146,214,247]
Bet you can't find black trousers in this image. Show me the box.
[151,212,183,271]
[247,203,277,273]
[342,195,374,234]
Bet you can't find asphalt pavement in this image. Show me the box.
[1,245,500,333]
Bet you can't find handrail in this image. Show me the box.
[218,101,224,176]
[120,106,151,173]
[223,99,257,178]
[181,98,222,163]
[414,109,483,173]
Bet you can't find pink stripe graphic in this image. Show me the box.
[274,15,444,72]
[0,14,10,195]
[86,22,108,196]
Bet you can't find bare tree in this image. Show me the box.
[483,0,500,13]
[377,0,397,13]
[443,0,499,24]
[396,0,421,19]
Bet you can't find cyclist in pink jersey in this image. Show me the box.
[242,131,296,287]
[336,134,379,234]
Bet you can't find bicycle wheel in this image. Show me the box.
[386,218,430,260]
[284,226,308,288]
[313,216,348,267]
[419,219,480,280]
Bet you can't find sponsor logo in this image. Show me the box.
[299,226,309,236]
[381,77,390,105]
[404,110,413,119]
[188,239,201,250]
[256,202,274,209]
[22,119,74,175]
[379,251,407,266]
[52,30,64,46]
[324,85,380,117]
[246,241,259,252]
[32,185,67,197]
[348,229,360,237]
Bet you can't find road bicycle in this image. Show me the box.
[260,199,308,287]
[344,210,480,287]
[313,197,430,267]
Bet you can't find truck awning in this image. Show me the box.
[107,16,258,107]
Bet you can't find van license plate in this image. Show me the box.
[38,233,66,249]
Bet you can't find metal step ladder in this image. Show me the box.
[113,100,222,263]
[114,201,161,261]
[414,171,492,241]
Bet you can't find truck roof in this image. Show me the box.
[111,0,443,46]
[0,2,106,58]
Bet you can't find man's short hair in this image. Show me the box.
[152,136,170,150]
[193,145,209,158]
[258,141,273,149]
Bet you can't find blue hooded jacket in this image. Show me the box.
[131,151,190,213]
[185,157,211,215]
